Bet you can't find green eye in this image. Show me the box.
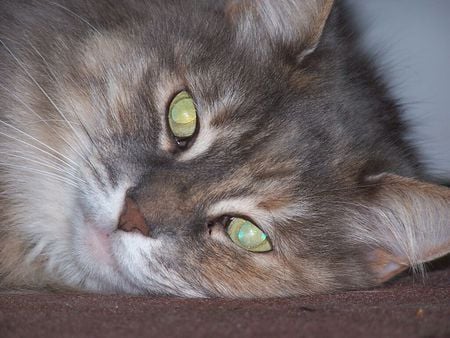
[168,91,197,139]
[226,218,272,253]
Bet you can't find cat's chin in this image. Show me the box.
[68,221,139,293]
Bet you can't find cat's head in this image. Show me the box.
[4,0,449,297]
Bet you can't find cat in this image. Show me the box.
[0,0,449,298]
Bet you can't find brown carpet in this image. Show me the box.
[1,260,449,338]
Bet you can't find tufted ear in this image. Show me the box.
[350,174,450,283]
[226,0,335,57]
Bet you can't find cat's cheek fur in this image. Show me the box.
[113,234,206,297]
[68,177,141,292]
[0,138,82,288]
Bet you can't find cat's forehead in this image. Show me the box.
[78,23,302,150]
[73,9,312,210]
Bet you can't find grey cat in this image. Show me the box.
[0,0,449,297]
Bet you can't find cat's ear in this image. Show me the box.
[225,0,335,57]
[351,174,450,283]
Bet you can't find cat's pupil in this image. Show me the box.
[175,138,189,149]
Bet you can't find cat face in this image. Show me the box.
[0,0,449,297]
[64,3,343,296]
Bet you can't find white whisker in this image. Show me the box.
[0,38,92,157]
[45,0,102,35]
[26,39,104,179]
[5,148,76,172]
[25,40,100,167]
[0,82,79,126]
[0,162,81,189]
[27,39,58,82]
[13,119,81,126]
[1,151,87,184]
[0,119,79,171]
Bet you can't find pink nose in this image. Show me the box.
[118,197,150,237]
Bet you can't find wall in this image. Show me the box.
[346,0,450,180]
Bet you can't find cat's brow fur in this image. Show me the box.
[0,0,448,297]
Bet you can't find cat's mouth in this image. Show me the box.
[78,194,151,265]
[78,220,148,293]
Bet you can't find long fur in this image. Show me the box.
[0,0,448,297]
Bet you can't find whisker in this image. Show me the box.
[44,0,102,35]
[0,38,92,157]
[0,119,79,170]
[25,39,104,180]
[0,82,80,127]
[25,40,101,167]
[2,151,87,184]
[1,38,108,186]
[27,39,58,82]
[0,38,105,182]
[0,131,81,180]
[0,162,81,189]
[5,148,76,172]
[12,119,81,126]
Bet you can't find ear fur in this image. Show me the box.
[226,0,335,57]
[350,174,450,283]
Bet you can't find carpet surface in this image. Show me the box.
[1,260,449,338]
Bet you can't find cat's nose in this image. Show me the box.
[117,197,150,237]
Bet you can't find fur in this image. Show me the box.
[0,0,448,298]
